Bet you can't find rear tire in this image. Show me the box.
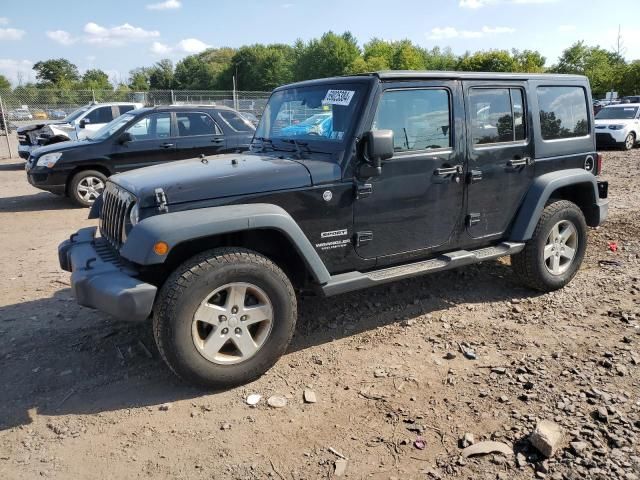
[512,200,587,292]
[623,132,635,151]
[153,248,297,388]
[69,169,107,207]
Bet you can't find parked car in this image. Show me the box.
[280,112,332,137]
[595,103,640,150]
[46,109,67,120]
[59,71,608,388]
[17,102,143,159]
[9,108,33,121]
[621,95,640,104]
[32,110,48,120]
[26,105,255,207]
[239,111,259,126]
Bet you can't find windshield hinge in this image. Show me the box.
[356,183,373,199]
[154,188,169,213]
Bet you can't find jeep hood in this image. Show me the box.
[111,153,313,208]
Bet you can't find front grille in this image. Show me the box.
[100,182,135,249]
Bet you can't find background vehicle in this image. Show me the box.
[46,109,67,120]
[621,95,640,103]
[16,102,142,159]
[59,72,608,388]
[26,105,255,207]
[9,108,33,121]
[239,111,259,126]
[595,103,640,150]
[280,112,332,137]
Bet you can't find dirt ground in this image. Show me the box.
[0,150,638,480]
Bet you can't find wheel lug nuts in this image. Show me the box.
[221,328,229,334]
[231,306,239,314]
[219,315,227,322]
[235,327,241,334]
[241,315,248,321]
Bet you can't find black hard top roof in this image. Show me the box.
[275,70,588,90]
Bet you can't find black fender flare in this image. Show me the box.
[509,169,604,241]
[120,203,331,284]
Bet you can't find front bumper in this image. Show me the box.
[18,144,32,160]
[26,163,67,195]
[58,226,157,322]
[596,129,627,145]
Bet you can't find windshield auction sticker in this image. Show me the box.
[322,90,355,106]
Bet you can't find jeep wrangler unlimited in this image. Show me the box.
[58,72,609,387]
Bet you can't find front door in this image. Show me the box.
[110,112,177,172]
[174,111,226,159]
[353,82,465,259]
[463,82,534,239]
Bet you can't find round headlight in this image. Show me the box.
[129,203,140,226]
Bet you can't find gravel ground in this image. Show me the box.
[0,150,638,479]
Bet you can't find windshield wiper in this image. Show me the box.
[252,136,275,153]
[280,138,311,159]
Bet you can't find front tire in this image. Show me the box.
[512,200,587,292]
[69,169,107,207]
[153,248,297,388]
[623,132,635,151]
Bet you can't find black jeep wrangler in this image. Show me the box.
[59,72,609,387]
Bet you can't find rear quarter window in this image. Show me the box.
[537,86,589,140]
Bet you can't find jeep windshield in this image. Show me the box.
[254,83,367,150]
[596,106,638,120]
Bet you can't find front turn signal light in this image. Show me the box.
[153,241,169,256]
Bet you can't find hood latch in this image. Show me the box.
[154,188,169,213]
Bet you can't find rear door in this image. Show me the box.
[463,82,534,239]
[81,106,115,136]
[174,111,226,159]
[109,112,177,171]
[217,110,256,150]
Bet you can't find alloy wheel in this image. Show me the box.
[543,220,578,276]
[76,176,105,203]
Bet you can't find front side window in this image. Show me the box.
[87,113,135,141]
[85,106,114,124]
[176,112,221,136]
[373,89,451,152]
[469,88,526,145]
[537,86,589,140]
[119,105,136,115]
[218,111,255,133]
[255,83,367,145]
[126,113,171,140]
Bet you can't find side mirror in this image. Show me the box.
[359,130,394,178]
[79,118,90,128]
[118,132,133,144]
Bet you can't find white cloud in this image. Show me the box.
[83,22,160,46]
[0,17,8,25]
[146,0,181,10]
[0,28,25,41]
[428,25,515,40]
[0,59,33,86]
[150,38,211,55]
[46,30,76,46]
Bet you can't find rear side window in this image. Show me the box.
[373,88,451,152]
[85,106,114,124]
[469,88,526,145]
[176,112,222,136]
[537,86,589,140]
[218,111,255,132]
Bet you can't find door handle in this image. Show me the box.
[211,138,224,144]
[160,142,174,148]
[434,165,463,176]
[507,157,531,167]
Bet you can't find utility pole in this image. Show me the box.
[0,95,15,159]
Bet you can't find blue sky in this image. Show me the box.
[1,0,638,87]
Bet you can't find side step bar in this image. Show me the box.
[322,242,525,296]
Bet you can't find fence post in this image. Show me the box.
[170,90,175,104]
[0,95,15,160]
[92,89,96,103]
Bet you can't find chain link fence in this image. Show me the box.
[0,89,270,159]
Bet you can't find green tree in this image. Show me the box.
[148,59,174,89]
[620,61,640,95]
[457,50,518,72]
[391,40,426,70]
[512,49,546,73]
[33,58,80,87]
[294,31,361,80]
[81,69,112,90]
[128,68,151,91]
[174,55,216,89]
[424,47,459,71]
[0,74,10,90]
[551,41,622,97]
[228,44,295,91]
